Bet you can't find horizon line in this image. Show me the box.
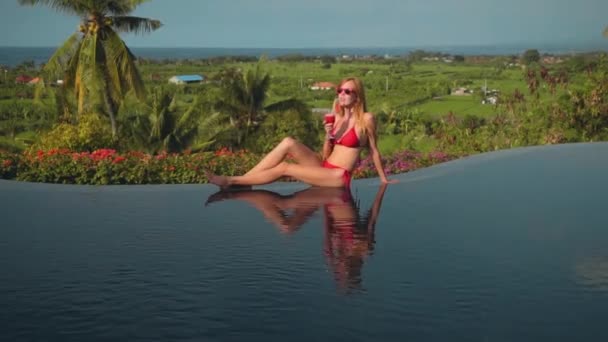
[1,40,607,50]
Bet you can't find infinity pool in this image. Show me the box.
[2,143,607,341]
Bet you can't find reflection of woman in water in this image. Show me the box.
[206,184,388,291]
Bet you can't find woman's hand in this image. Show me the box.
[381,178,399,184]
[324,123,334,140]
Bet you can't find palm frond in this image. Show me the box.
[63,40,82,90]
[104,29,146,100]
[32,33,81,109]
[191,112,229,152]
[214,100,244,120]
[42,32,81,79]
[74,35,91,114]
[101,46,123,105]
[100,30,128,96]
[90,0,151,16]
[604,26,608,38]
[110,16,162,35]
[98,0,134,15]
[148,88,175,141]
[118,112,151,151]
[175,97,201,131]
[225,75,248,109]
[244,64,270,118]
[74,32,104,114]
[89,32,107,111]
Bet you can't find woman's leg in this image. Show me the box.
[244,137,321,176]
[207,162,345,188]
[206,190,320,234]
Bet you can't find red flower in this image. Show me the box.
[112,156,126,164]
[2,159,12,168]
[214,147,233,156]
[91,149,117,161]
[72,152,89,161]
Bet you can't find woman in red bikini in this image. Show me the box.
[207,77,397,188]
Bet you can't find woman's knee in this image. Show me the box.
[277,162,290,171]
[280,136,296,149]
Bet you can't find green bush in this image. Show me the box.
[249,109,320,153]
[33,114,115,152]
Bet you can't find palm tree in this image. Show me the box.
[214,63,308,147]
[121,87,227,153]
[18,0,162,137]
[146,87,209,153]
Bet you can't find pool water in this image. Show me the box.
[1,143,607,342]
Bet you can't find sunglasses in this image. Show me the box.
[336,88,356,95]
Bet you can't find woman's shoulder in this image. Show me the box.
[362,112,376,125]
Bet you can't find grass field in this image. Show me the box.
[414,95,497,117]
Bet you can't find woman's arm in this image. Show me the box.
[322,137,333,160]
[364,113,395,184]
[322,122,334,160]
[363,183,388,238]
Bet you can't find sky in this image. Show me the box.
[0,0,607,48]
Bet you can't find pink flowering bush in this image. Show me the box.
[11,148,258,185]
[351,150,457,179]
[0,147,459,185]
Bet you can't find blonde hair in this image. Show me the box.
[335,77,371,142]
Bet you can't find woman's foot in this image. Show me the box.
[205,190,234,206]
[204,186,253,206]
[205,170,230,189]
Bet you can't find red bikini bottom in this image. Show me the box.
[321,160,352,188]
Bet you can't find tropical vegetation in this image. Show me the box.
[1,2,607,184]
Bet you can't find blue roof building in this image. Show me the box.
[168,75,204,84]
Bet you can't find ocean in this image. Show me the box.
[1,43,606,67]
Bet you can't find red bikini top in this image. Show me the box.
[332,126,360,148]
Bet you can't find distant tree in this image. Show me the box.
[453,55,465,63]
[566,55,588,73]
[522,49,541,65]
[15,60,36,71]
[408,50,428,62]
[320,55,336,64]
[18,0,162,137]
[387,60,411,76]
